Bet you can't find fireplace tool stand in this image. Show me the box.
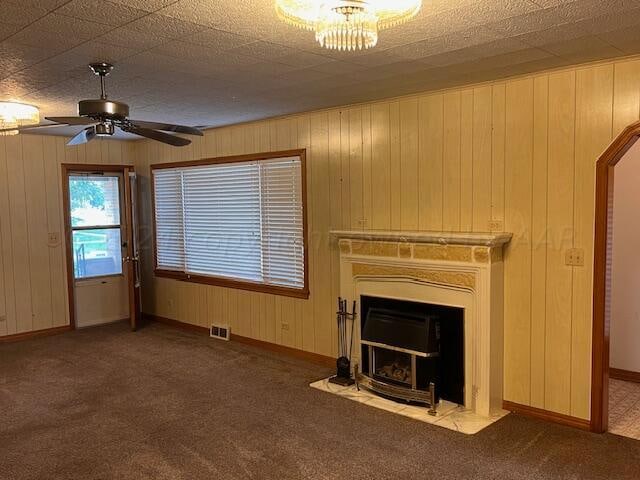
[328,297,356,386]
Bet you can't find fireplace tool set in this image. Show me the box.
[329,297,356,386]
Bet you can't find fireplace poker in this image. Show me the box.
[348,300,356,362]
[329,297,355,386]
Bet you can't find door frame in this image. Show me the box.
[591,121,640,433]
[61,163,136,330]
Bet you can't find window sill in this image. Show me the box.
[154,269,310,300]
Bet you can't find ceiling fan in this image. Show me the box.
[0,62,203,147]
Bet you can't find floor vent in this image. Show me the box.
[210,324,230,341]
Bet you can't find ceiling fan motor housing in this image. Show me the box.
[78,99,129,120]
[95,123,115,136]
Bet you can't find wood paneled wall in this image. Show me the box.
[133,56,640,421]
[0,136,136,337]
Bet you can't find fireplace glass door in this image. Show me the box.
[372,347,414,387]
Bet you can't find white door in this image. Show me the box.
[67,171,129,328]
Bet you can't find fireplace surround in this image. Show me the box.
[333,230,511,418]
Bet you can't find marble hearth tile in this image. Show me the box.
[310,378,508,435]
[311,378,350,394]
[399,400,459,419]
[434,408,510,435]
[362,396,411,415]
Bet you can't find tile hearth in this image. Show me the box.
[310,378,509,435]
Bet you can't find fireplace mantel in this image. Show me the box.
[335,229,509,419]
[331,230,512,247]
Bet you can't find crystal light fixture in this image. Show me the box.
[0,102,40,136]
[275,0,422,51]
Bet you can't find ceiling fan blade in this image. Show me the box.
[67,127,96,146]
[45,116,97,126]
[128,120,203,136]
[126,126,191,147]
[0,123,67,133]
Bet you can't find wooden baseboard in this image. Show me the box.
[610,368,640,383]
[0,325,72,344]
[145,314,335,368]
[146,314,210,336]
[230,333,335,368]
[503,400,591,431]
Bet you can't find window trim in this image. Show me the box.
[150,149,309,300]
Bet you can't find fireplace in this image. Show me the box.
[357,295,464,413]
[332,230,511,418]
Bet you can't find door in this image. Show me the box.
[63,165,140,330]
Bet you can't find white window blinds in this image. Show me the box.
[153,155,305,291]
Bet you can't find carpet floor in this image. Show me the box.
[1,322,639,480]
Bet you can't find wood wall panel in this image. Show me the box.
[370,104,391,230]
[4,57,640,421]
[571,65,614,419]
[443,92,462,232]
[0,139,12,337]
[530,75,549,409]
[399,99,419,230]
[418,94,444,231]
[544,71,576,415]
[0,136,135,336]
[472,86,492,232]
[130,58,640,421]
[612,60,640,135]
[491,84,506,227]
[503,78,534,405]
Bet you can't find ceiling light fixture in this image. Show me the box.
[0,102,40,136]
[275,0,422,51]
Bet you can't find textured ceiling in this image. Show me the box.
[2,0,640,138]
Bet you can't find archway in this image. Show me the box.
[591,120,640,433]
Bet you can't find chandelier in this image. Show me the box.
[0,102,40,136]
[275,0,422,51]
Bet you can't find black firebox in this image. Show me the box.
[359,296,464,406]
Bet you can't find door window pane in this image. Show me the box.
[73,229,123,278]
[69,175,121,227]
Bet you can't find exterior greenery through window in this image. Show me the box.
[69,174,123,279]
[151,150,308,299]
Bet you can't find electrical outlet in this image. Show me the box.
[565,248,585,266]
[47,232,59,247]
[281,322,290,331]
[489,220,503,232]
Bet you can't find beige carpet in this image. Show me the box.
[609,378,640,440]
[1,322,640,479]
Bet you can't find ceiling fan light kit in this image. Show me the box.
[275,0,422,51]
[0,102,40,136]
[0,62,203,147]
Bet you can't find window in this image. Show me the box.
[152,150,308,298]
[68,174,123,279]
